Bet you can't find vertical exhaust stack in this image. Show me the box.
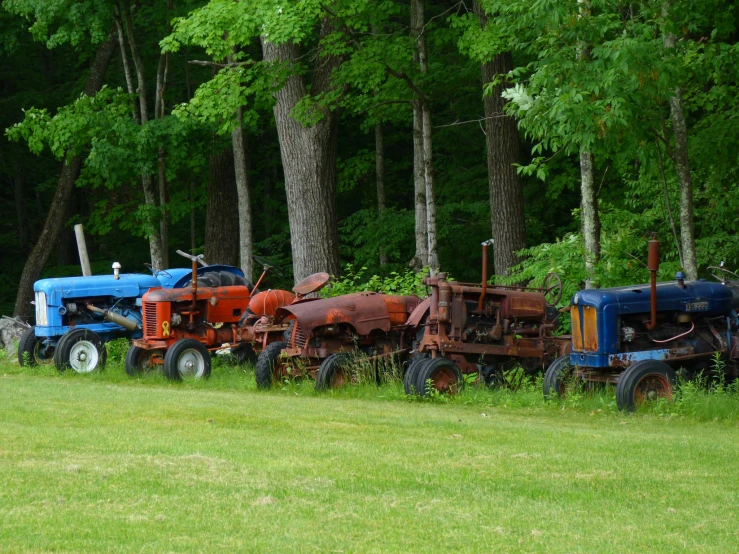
[478,239,494,311]
[646,234,660,330]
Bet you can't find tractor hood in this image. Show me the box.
[275,292,420,336]
[34,273,165,301]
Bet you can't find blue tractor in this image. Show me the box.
[544,237,739,410]
[18,252,246,374]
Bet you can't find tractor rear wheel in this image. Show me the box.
[543,355,573,399]
[616,360,676,411]
[403,354,429,395]
[255,341,287,389]
[415,357,464,397]
[125,345,159,376]
[17,327,55,367]
[315,353,353,391]
[163,339,211,381]
[54,329,107,374]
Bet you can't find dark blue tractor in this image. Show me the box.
[544,237,739,410]
[18,253,246,374]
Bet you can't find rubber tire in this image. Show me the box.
[616,360,676,412]
[543,355,572,400]
[255,341,287,389]
[403,355,429,395]
[230,343,257,365]
[482,364,502,388]
[415,357,464,397]
[53,329,107,374]
[219,271,236,286]
[17,326,55,367]
[163,339,211,381]
[315,353,353,391]
[125,345,158,376]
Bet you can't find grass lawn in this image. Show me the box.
[1,356,739,553]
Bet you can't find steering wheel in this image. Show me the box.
[253,255,284,276]
[542,272,563,307]
[707,265,739,283]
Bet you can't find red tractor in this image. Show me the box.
[255,291,422,390]
[124,255,327,380]
[403,239,570,396]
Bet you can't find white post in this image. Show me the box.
[74,224,92,277]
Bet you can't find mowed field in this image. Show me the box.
[2,358,739,553]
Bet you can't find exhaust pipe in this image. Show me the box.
[478,239,494,311]
[86,304,139,331]
[646,234,660,331]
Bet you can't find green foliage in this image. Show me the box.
[322,264,430,298]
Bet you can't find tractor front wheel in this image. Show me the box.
[17,327,55,367]
[125,345,160,376]
[403,354,429,395]
[163,339,211,381]
[54,329,107,374]
[415,357,464,397]
[315,353,353,391]
[543,355,573,400]
[255,341,287,389]
[616,360,676,411]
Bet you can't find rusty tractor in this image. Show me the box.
[254,291,422,390]
[124,255,326,380]
[545,236,739,411]
[403,239,570,397]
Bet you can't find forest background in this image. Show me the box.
[2,0,738,320]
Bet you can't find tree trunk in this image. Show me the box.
[411,100,428,270]
[261,28,341,283]
[120,0,164,271]
[580,150,600,289]
[420,104,439,269]
[375,123,389,266]
[12,36,117,318]
[205,147,239,266]
[155,51,170,268]
[232,107,254,281]
[662,2,698,280]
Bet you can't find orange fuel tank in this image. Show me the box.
[249,289,296,317]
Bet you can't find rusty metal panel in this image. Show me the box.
[571,306,583,351]
[582,306,599,352]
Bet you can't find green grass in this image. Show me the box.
[2,351,739,552]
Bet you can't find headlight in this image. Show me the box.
[35,292,48,327]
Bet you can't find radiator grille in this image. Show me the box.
[143,302,159,338]
[289,320,307,349]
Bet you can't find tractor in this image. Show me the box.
[125,257,329,381]
[19,250,244,374]
[254,289,422,390]
[403,239,569,396]
[544,236,739,411]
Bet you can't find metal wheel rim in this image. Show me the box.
[177,348,206,379]
[634,373,672,405]
[33,340,55,365]
[430,367,459,394]
[330,365,349,388]
[69,340,100,373]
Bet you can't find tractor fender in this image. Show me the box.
[405,297,431,328]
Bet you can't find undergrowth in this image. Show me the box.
[4,339,739,422]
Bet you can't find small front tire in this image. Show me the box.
[415,357,464,397]
[125,345,159,376]
[163,339,211,381]
[543,355,572,400]
[17,327,55,367]
[255,341,287,389]
[403,354,429,395]
[53,329,107,374]
[315,353,353,391]
[616,360,676,412]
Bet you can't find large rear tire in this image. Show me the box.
[255,341,287,389]
[53,329,107,374]
[616,360,676,412]
[163,339,211,381]
[17,327,55,367]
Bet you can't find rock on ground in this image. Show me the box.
[0,317,30,360]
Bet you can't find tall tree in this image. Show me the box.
[12,35,117,318]
[205,147,239,266]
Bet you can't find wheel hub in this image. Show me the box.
[177,349,205,379]
[69,340,99,373]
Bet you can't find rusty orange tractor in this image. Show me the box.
[403,239,570,396]
[255,291,422,389]
[124,254,328,380]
